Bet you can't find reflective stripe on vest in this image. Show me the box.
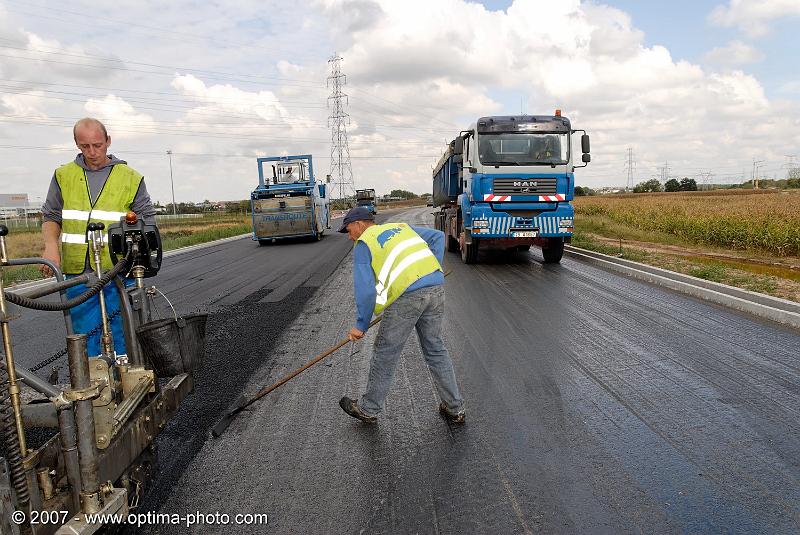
[55,161,142,274]
[358,223,442,314]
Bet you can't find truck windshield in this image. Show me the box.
[356,191,374,201]
[478,133,569,166]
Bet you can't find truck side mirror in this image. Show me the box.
[454,136,464,155]
[582,153,591,163]
[581,134,590,154]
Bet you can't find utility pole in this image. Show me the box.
[167,150,177,216]
[327,53,355,203]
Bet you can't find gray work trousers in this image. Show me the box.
[359,285,464,417]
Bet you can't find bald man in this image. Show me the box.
[41,118,156,357]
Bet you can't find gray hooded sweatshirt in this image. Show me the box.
[42,154,156,224]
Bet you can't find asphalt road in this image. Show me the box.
[7,208,800,534]
[140,206,799,535]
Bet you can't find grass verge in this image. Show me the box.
[2,214,252,286]
[571,230,796,302]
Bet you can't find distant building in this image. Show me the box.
[0,193,40,217]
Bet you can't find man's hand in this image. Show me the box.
[348,327,365,341]
[39,245,61,277]
[40,220,61,277]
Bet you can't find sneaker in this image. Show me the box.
[439,402,465,424]
[339,397,377,424]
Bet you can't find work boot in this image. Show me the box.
[339,397,377,424]
[439,402,465,424]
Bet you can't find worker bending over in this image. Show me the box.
[338,206,465,424]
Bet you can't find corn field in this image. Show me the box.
[573,190,800,257]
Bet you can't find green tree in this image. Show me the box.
[388,189,418,200]
[633,179,663,193]
[574,186,586,196]
[679,177,698,191]
[664,178,680,192]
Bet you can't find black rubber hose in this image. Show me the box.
[0,360,29,506]
[4,253,131,312]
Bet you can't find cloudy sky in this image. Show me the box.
[0,0,799,204]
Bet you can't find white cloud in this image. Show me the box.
[704,40,764,66]
[709,0,800,37]
[84,95,157,139]
[1,91,49,118]
[171,74,291,122]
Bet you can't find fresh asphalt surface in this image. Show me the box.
[8,207,800,534]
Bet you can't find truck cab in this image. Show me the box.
[250,155,330,244]
[433,113,590,263]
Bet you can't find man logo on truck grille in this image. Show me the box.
[513,181,538,188]
[377,227,403,248]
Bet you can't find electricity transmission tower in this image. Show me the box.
[327,53,355,202]
[785,155,799,180]
[657,162,671,184]
[698,170,713,190]
[752,159,765,189]
[624,147,635,191]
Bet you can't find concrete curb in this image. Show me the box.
[564,245,800,330]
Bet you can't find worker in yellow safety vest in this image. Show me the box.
[41,118,157,360]
[337,206,465,424]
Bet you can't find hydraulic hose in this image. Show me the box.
[3,253,131,312]
[0,359,28,506]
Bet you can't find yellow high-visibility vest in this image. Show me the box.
[55,161,142,274]
[358,223,442,314]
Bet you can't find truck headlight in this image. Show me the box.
[472,220,489,229]
[559,219,574,228]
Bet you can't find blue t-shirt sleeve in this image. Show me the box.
[353,242,376,332]
[412,226,445,265]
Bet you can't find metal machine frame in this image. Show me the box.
[0,221,194,535]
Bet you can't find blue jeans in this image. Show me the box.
[65,277,131,357]
[360,285,464,417]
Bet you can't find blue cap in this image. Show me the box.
[338,206,375,233]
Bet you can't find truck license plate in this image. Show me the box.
[513,231,537,238]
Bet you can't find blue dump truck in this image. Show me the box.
[433,113,590,263]
[355,188,377,214]
[251,155,330,244]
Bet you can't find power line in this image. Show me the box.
[2,1,326,62]
[0,50,325,90]
[0,144,438,159]
[0,116,443,146]
[0,41,324,88]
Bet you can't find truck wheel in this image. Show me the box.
[258,240,269,247]
[542,239,564,263]
[460,233,479,264]
[447,235,460,253]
